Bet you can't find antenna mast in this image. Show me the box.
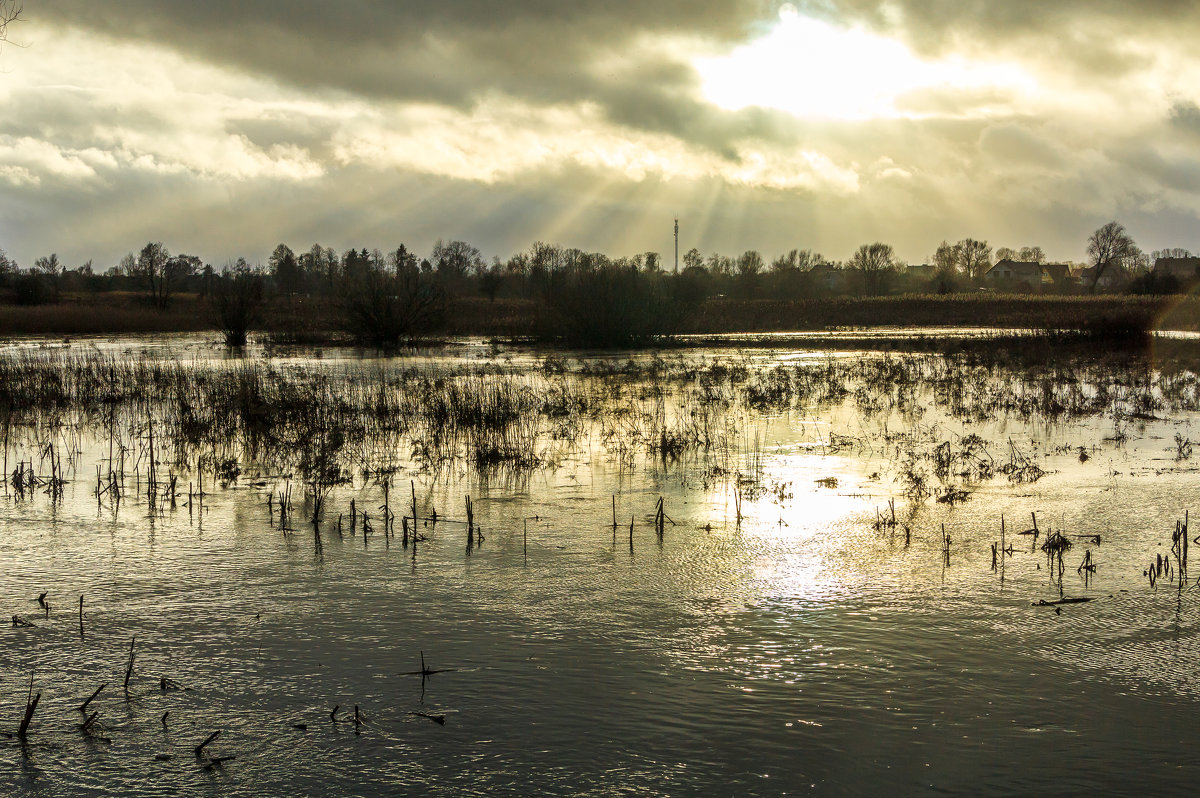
[674,217,679,273]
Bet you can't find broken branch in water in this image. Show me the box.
[194,730,221,757]
[80,683,106,713]
[410,711,446,725]
[1032,597,1093,606]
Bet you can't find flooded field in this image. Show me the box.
[2,333,1200,795]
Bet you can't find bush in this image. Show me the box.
[340,267,446,346]
[208,269,266,346]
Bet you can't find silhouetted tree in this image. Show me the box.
[479,262,504,301]
[340,263,446,346]
[848,242,896,295]
[32,253,60,277]
[1087,221,1139,293]
[432,239,483,294]
[269,243,302,295]
[735,250,764,297]
[1153,247,1193,260]
[0,248,15,280]
[540,260,689,346]
[1018,246,1046,263]
[387,244,419,276]
[955,239,992,280]
[209,261,266,346]
[131,241,172,308]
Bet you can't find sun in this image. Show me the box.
[694,6,1031,120]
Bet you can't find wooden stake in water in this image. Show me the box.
[466,495,474,552]
[124,637,136,691]
[629,515,634,553]
[78,595,84,640]
[523,519,528,563]
[146,407,156,510]
[382,480,391,538]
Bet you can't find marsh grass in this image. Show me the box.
[2,341,1200,524]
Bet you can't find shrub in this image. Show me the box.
[340,267,446,346]
[208,269,266,346]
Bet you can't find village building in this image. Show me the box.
[984,259,1046,290]
[807,262,845,291]
[1152,256,1200,290]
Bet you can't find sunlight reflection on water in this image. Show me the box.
[1,335,1200,794]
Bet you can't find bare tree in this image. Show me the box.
[1017,246,1046,263]
[772,249,822,272]
[956,239,992,280]
[0,1,21,45]
[1152,248,1192,261]
[208,261,266,346]
[32,253,60,277]
[848,242,896,295]
[431,239,483,281]
[131,241,172,308]
[736,250,763,278]
[1087,221,1139,293]
[933,241,959,273]
[341,262,446,345]
[0,248,16,279]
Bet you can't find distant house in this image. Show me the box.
[905,264,935,281]
[807,262,845,291]
[1079,262,1132,291]
[1153,257,1200,290]
[984,259,1045,290]
[1042,263,1072,286]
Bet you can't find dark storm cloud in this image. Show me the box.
[36,0,787,152]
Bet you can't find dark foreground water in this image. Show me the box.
[1,335,1199,796]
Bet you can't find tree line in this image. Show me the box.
[0,220,1189,345]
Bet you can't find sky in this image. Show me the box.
[2,1,1200,269]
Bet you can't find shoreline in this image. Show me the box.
[0,292,1197,339]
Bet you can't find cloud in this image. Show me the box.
[6,1,1200,270]
[978,124,1064,170]
[34,0,789,154]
